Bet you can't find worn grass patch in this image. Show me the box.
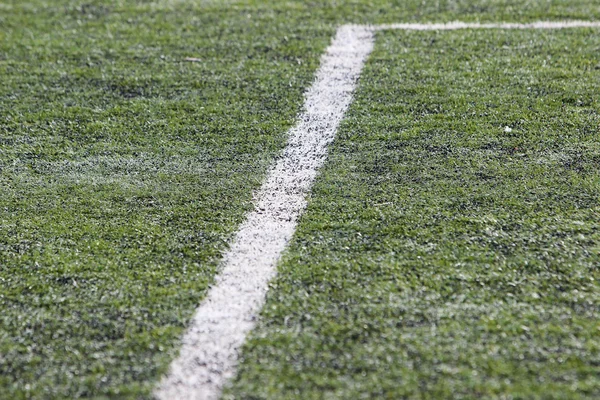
[228,28,600,399]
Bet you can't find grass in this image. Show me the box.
[0,2,330,398]
[228,28,600,399]
[1,0,600,399]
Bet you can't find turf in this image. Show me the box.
[0,2,330,398]
[1,0,600,399]
[227,28,600,399]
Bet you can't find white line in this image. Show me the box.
[155,19,600,400]
[376,20,600,31]
[154,25,375,400]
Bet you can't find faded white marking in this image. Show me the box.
[155,19,600,400]
[154,24,375,400]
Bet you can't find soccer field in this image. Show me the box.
[1,1,600,399]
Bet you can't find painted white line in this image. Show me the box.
[155,19,600,400]
[154,24,375,400]
[376,20,600,31]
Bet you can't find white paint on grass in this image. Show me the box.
[155,19,600,400]
[154,24,375,400]
[376,20,600,31]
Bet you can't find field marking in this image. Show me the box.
[155,20,600,400]
[375,20,600,31]
[155,24,375,400]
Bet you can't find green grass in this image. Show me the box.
[1,0,600,399]
[227,28,600,399]
[0,1,331,398]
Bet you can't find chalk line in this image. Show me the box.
[154,24,375,400]
[376,20,600,31]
